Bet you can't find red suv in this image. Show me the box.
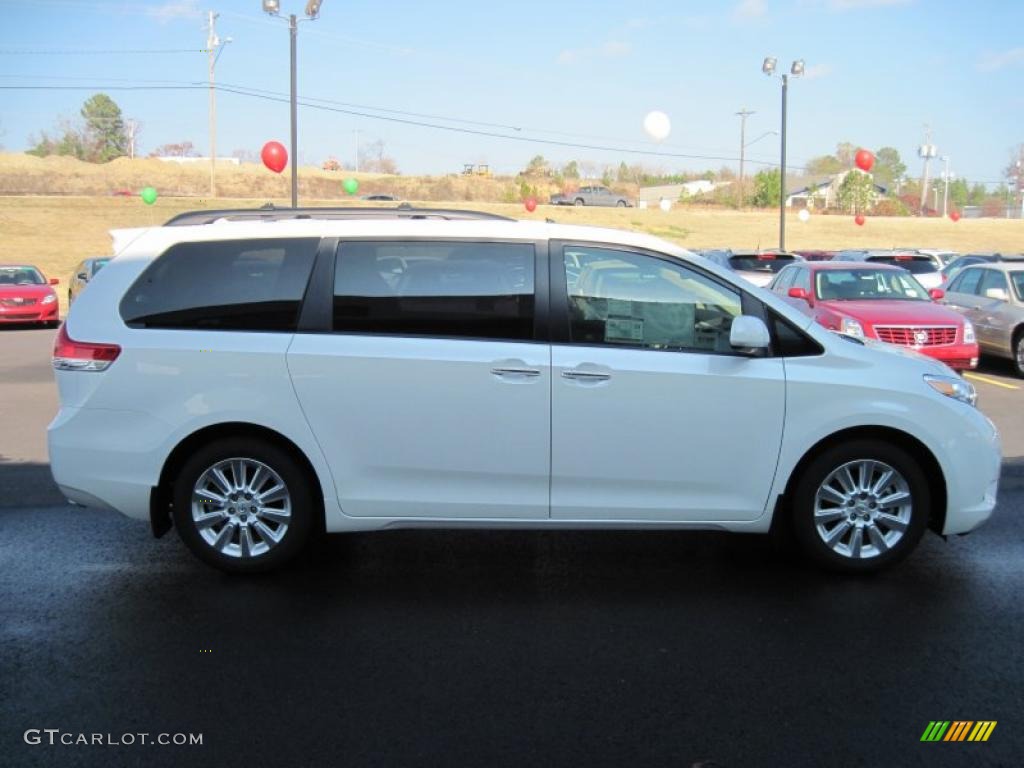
[768,261,978,370]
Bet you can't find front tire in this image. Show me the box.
[172,438,316,573]
[1013,330,1024,378]
[574,198,584,207]
[790,440,929,573]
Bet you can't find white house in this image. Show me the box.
[786,170,887,209]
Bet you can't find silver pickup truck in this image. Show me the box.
[550,185,632,207]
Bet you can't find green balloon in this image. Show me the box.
[140,186,158,205]
[343,178,359,195]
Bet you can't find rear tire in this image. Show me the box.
[574,198,584,207]
[616,200,627,207]
[1013,330,1024,378]
[172,437,316,573]
[790,440,929,573]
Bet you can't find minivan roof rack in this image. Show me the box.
[163,203,516,226]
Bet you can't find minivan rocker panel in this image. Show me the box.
[48,215,1001,574]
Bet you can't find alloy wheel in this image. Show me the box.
[191,458,292,559]
[813,459,912,560]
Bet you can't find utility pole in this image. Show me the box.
[126,119,138,159]
[940,156,950,217]
[918,125,937,215]
[289,13,298,207]
[736,108,754,208]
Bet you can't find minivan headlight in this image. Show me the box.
[962,320,976,344]
[840,317,864,338]
[924,374,977,407]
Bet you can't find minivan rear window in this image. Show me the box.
[333,241,535,340]
[729,255,795,274]
[120,238,318,331]
[866,256,936,274]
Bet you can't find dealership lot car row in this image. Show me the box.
[46,206,1002,575]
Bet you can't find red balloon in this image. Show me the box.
[524,197,537,213]
[854,149,875,172]
[854,214,866,226]
[949,210,961,222]
[261,141,288,174]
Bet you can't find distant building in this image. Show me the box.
[786,170,887,209]
[639,180,731,204]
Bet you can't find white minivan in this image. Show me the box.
[48,207,1001,574]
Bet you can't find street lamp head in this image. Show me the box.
[762,57,777,76]
[262,0,280,15]
[790,59,805,77]
[305,0,322,17]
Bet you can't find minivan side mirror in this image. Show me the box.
[730,316,771,351]
[76,272,88,281]
[928,288,945,300]
[984,287,1008,302]
[787,287,810,302]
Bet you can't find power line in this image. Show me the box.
[0,48,207,55]
[0,82,802,169]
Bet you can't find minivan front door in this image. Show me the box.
[288,240,550,520]
[549,243,786,522]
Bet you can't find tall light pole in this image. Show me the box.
[762,57,803,250]
[736,108,754,208]
[263,0,323,208]
[918,127,937,215]
[207,12,232,198]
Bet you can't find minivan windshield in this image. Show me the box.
[816,268,930,301]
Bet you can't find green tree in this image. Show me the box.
[80,93,127,162]
[616,161,631,183]
[837,170,874,213]
[751,168,781,207]
[600,167,614,187]
[968,183,987,206]
[27,118,86,160]
[872,147,906,190]
[806,154,842,176]
[523,154,549,176]
[562,160,580,179]
[948,178,970,208]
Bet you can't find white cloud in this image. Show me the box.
[828,0,912,10]
[803,63,833,80]
[977,47,1024,72]
[732,0,767,21]
[556,41,632,65]
[147,1,202,22]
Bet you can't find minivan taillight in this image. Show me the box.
[52,324,121,372]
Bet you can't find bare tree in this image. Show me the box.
[150,141,199,158]
[357,139,399,174]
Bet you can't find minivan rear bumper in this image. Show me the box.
[48,405,166,521]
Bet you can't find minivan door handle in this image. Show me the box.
[491,367,541,378]
[561,369,611,382]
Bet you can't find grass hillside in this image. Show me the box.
[2,194,1021,316]
[0,152,559,202]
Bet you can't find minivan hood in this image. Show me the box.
[856,335,954,375]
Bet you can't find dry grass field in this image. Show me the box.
[1,194,1022,314]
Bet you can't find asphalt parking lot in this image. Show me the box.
[2,326,1023,768]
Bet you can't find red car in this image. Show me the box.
[768,261,978,370]
[0,265,60,327]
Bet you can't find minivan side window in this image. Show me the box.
[120,238,318,331]
[333,241,535,341]
[562,245,741,353]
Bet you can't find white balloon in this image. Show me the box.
[644,111,671,142]
[798,208,810,222]
[659,198,672,212]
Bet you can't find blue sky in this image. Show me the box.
[1,0,1021,184]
